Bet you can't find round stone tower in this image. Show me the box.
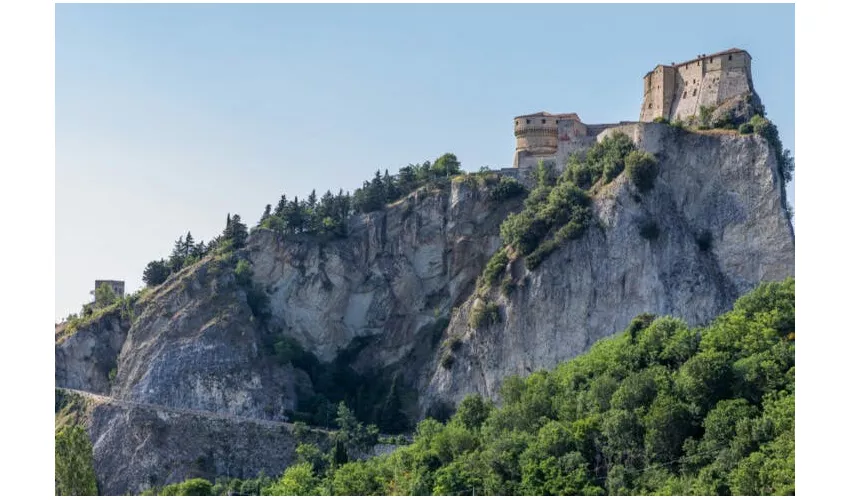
[514,112,559,158]
[513,112,581,169]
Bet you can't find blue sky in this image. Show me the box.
[55,3,794,321]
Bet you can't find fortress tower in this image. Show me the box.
[513,112,580,169]
[639,48,757,123]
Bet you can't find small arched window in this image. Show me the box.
[526,119,530,124]
[683,92,687,99]
[542,119,546,124]
[729,55,733,60]
[692,89,697,96]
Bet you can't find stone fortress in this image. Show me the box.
[511,48,760,171]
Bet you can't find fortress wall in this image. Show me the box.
[716,67,752,103]
[597,122,666,156]
[641,51,753,123]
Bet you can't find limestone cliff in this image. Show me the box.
[423,123,794,410]
[55,123,793,494]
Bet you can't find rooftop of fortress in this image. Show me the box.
[514,111,581,120]
[643,47,751,77]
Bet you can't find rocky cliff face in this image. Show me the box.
[55,309,129,395]
[422,123,793,409]
[55,123,793,494]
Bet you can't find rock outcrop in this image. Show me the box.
[55,309,129,395]
[422,123,794,409]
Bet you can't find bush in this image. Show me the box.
[440,352,455,370]
[490,176,526,202]
[500,276,515,296]
[639,219,660,240]
[625,151,659,193]
[482,248,509,289]
[738,122,754,134]
[234,259,252,286]
[652,117,669,124]
[443,336,462,352]
[747,115,794,184]
[469,301,501,329]
[526,239,559,271]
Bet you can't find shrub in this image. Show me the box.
[490,176,526,202]
[534,160,558,188]
[440,352,455,370]
[639,219,660,240]
[234,259,252,286]
[738,122,754,134]
[443,336,462,352]
[625,151,659,193]
[469,301,501,329]
[698,106,716,130]
[500,276,515,296]
[526,239,559,271]
[748,115,794,184]
[482,248,509,289]
[652,117,669,124]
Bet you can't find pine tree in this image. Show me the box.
[305,190,319,232]
[192,240,206,258]
[169,235,186,271]
[289,197,303,234]
[228,214,248,248]
[142,259,171,287]
[330,437,348,470]
[260,204,272,225]
[274,195,288,218]
[184,231,195,258]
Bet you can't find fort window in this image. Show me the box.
[692,89,697,96]
[526,119,530,124]
[682,92,687,99]
[710,58,714,63]
[729,55,733,60]
[515,121,518,125]
[542,119,546,124]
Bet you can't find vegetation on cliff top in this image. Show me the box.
[153,278,792,496]
[476,132,656,305]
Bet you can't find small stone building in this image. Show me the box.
[94,280,125,298]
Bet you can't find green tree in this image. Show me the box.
[625,150,659,193]
[433,153,462,177]
[259,204,272,225]
[264,463,319,496]
[183,231,195,258]
[55,426,98,495]
[94,282,117,308]
[455,393,492,431]
[142,259,171,287]
[168,235,186,271]
[224,213,248,248]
